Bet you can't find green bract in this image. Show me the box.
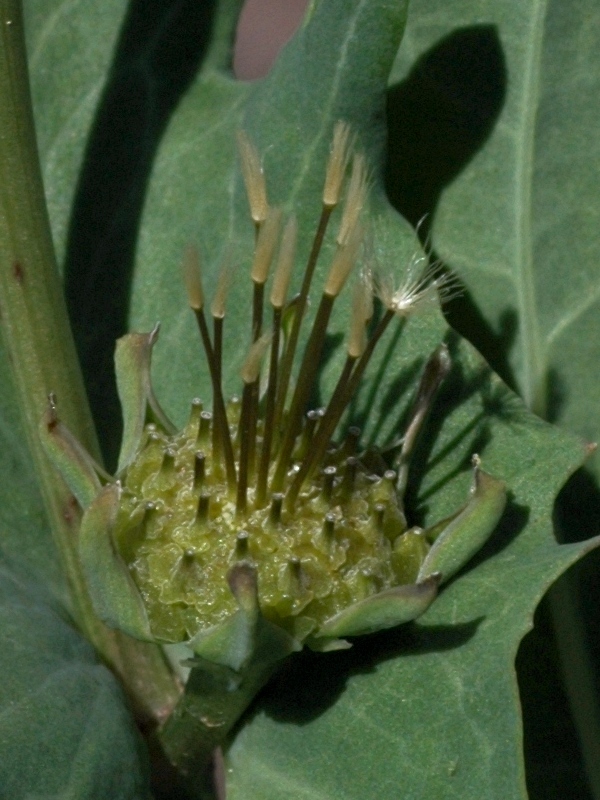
[40,126,507,778]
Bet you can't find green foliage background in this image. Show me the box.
[0,0,598,798]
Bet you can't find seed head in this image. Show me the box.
[377,255,462,318]
[210,249,234,320]
[324,220,364,297]
[251,207,282,284]
[347,273,373,359]
[270,215,297,309]
[45,122,504,654]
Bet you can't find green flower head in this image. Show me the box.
[42,123,506,663]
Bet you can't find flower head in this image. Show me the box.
[41,124,505,656]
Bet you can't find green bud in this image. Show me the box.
[115,325,176,474]
[79,483,153,641]
[418,457,507,584]
[315,573,440,639]
[39,396,102,509]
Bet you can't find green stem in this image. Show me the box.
[157,654,283,799]
[157,564,297,796]
[0,0,179,725]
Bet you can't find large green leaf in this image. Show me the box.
[127,0,599,797]
[226,341,596,800]
[131,0,416,424]
[27,0,223,465]
[0,566,149,799]
[386,4,600,795]
[387,0,600,469]
[13,0,599,797]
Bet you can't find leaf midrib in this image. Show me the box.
[514,0,548,415]
[289,0,368,205]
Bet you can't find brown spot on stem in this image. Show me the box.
[62,495,79,526]
[12,262,24,284]
[44,397,59,431]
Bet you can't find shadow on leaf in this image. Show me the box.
[386,25,506,231]
[404,331,522,520]
[385,26,521,392]
[244,615,483,728]
[64,0,225,468]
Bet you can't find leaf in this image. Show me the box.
[79,484,153,641]
[417,464,507,584]
[226,342,597,800]
[39,403,102,510]
[26,0,217,465]
[19,0,599,797]
[130,0,417,425]
[0,566,150,800]
[114,327,176,473]
[24,0,129,267]
[125,0,599,797]
[316,574,439,639]
[24,0,131,466]
[386,4,600,795]
[386,0,600,474]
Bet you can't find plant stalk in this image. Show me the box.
[156,654,283,799]
[0,0,179,725]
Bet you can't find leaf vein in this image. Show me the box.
[289,0,370,201]
[514,0,548,414]
[546,285,600,346]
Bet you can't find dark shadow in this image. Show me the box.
[346,309,410,429]
[244,616,483,727]
[443,289,520,393]
[545,366,569,426]
[385,27,521,394]
[401,330,521,521]
[347,354,424,442]
[362,356,424,444]
[554,466,600,545]
[518,594,595,800]
[64,0,225,468]
[386,25,507,233]
[552,466,600,749]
